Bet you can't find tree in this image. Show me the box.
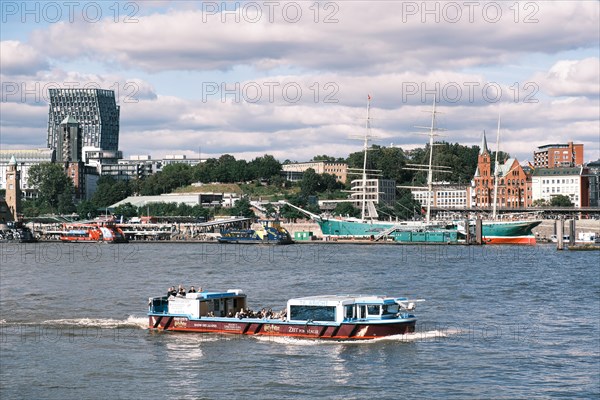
[27,162,75,214]
[300,168,321,197]
[550,195,573,207]
[532,199,548,207]
[250,154,281,181]
[92,176,132,207]
[333,202,360,218]
[230,197,255,218]
[395,189,422,220]
[113,202,138,219]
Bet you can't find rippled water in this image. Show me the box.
[1,242,598,399]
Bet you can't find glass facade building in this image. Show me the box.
[47,89,120,152]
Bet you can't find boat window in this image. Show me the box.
[213,300,220,311]
[344,305,354,319]
[290,305,336,322]
[367,305,380,316]
[358,305,366,319]
[382,304,399,315]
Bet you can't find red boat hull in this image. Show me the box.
[149,316,415,340]
[483,235,537,245]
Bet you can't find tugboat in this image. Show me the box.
[148,289,422,340]
[218,220,293,244]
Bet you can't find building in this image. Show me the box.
[412,184,471,209]
[99,155,163,181]
[531,167,589,208]
[533,142,584,169]
[0,149,55,199]
[4,156,21,221]
[282,161,348,183]
[586,160,600,207]
[48,88,120,152]
[472,132,532,209]
[350,178,396,208]
[110,192,239,209]
[162,154,204,167]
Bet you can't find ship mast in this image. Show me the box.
[401,96,449,224]
[492,115,500,220]
[361,96,372,221]
[425,98,437,224]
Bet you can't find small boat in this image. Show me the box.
[148,289,421,340]
[218,220,293,244]
[60,219,128,243]
[550,232,599,244]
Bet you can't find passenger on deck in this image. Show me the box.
[167,287,177,297]
[177,286,186,297]
[188,286,196,293]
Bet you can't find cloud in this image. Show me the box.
[0,41,49,75]
[26,2,599,73]
[534,58,600,97]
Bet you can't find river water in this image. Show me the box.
[1,242,598,399]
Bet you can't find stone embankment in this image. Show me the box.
[532,219,600,240]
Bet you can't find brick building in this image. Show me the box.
[533,142,584,168]
[472,132,532,209]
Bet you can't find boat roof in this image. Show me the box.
[180,290,245,300]
[288,294,407,306]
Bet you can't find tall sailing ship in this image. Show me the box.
[288,98,541,244]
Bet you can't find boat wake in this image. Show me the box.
[0,315,147,329]
[252,329,457,345]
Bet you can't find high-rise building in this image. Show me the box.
[533,142,584,168]
[47,88,120,152]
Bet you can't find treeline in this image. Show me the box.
[21,142,486,218]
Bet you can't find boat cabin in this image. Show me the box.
[149,290,247,318]
[286,295,412,323]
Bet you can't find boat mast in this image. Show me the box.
[492,115,500,220]
[425,97,437,224]
[361,95,372,221]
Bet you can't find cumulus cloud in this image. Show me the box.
[26,2,599,73]
[534,58,600,97]
[0,41,49,75]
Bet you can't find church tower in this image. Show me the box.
[474,131,492,207]
[5,155,21,221]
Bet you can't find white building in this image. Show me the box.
[531,167,588,207]
[350,178,396,207]
[0,149,55,198]
[411,184,471,209]
[282,161,348,183]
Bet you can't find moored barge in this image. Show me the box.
[148,289,421,340]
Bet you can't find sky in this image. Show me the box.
[1,1,599,164]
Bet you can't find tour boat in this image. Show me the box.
[148,289,421,340]
[60,220,128,243]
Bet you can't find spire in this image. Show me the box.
[479,130,489,155]
[8,155,17,165]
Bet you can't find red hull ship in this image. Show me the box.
[148,289,421,340]
[60,220,128,243]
